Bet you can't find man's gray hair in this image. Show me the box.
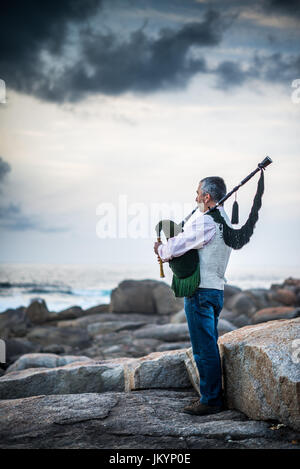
[200,176,227,203]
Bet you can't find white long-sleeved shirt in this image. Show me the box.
[157,208,217,262]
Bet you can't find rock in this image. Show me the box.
[0,362,125,399]
[0,348,194,399]
[219,318,300,431]
[217,319,237,336]
[251,306,300,324]
[53,306,83,321]
[25,299,50,325]
[6,353,93,373]
[283,277,300,288]
[243,288,272,310]
[156,342,191,352]
[5,338,39,365]
[56,313,110,328]
[125,349,192,391]
[223,285,242,304]
[40,344,69,354]
[133,323,190,342]
[270,288,297,306]
[109,279,183,315]
[1,390,297,449]
[26,325,92,349]
[219,309,251,328]
[170,309,186,324]
[87,321,146,336]
[226,292,257,318]
[0,307,30,339]
[82,304,110,315]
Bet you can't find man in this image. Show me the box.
[153,176,232,416]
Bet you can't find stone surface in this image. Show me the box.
[5,338,39,364]
[217,319,237,336]
[170,309,186,324]
[0,362,125,399]
[26,325,92,349]
[110,279,183,315]
[219,318,300,431]
[269,289,297,306]
[133,323,190,342]
[25,299,51,325]
[225,292,257,317]
[0,349,194,398]
[6,353,93,373]
[87,321,146,336]
[251,306,300,324]
[0,307,30,339]
[223,284,242,304]
[0,390,299,449]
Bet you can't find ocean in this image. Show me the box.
[0,263,299,314]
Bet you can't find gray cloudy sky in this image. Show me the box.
[0,0,300,270]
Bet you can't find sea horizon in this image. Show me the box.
[0,262,299,314]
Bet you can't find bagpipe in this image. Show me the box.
[155,156,273,298]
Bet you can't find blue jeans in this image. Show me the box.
[184,287,224,407]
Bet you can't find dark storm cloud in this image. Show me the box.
[0,0,102,99]
[40,9,227,101]
[0,0,299,101]
[265,0,300,17]
[214,52,300,89]
[1,8,228,102]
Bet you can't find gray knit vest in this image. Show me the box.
[198,206,232,290]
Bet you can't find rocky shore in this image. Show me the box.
[0,277,300,449]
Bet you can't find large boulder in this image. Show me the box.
[268,289,297,307]
[5,338,39,365]
[124,350,192,391]
[0,362,125,399]
[25,299,51,325]
[0,307,30,339]
[251,306,300,324]
[217,319,237,336]
[0,349,193,399]
[219,309,251,328]
[225,292,257,318]
[109,279,183,315]
[26,325,92,349]
[219,318,300,431]
[223,284,242,305]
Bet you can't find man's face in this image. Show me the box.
[196,182,210,212]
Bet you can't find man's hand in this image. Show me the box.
[153,241,162,255]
